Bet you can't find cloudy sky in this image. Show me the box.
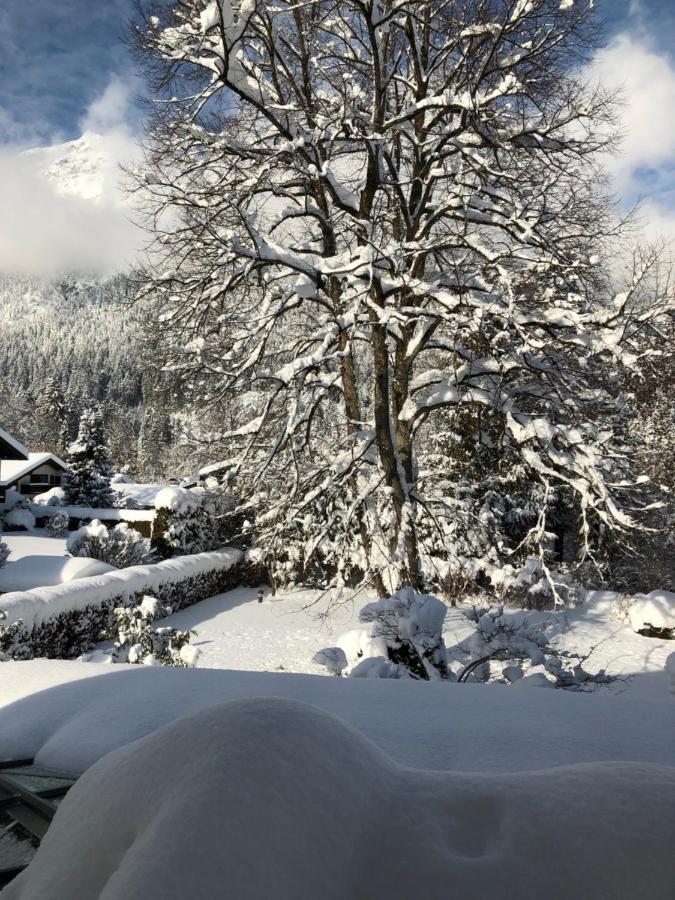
[0,0,674,273]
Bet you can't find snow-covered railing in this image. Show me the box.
[0,548,263,661]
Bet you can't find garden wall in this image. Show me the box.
[0,549,266,661]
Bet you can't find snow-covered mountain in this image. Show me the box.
[0,129,142,274]
[23,130,135,205]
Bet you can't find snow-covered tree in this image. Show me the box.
[110,595,199,666]
[36,376,67,453]
[67,519,156,567]
[63,407,115,507]
[131,0,672,596]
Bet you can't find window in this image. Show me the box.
[49,475,61,485]
[29,474,49,484]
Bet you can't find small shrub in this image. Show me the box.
[0,611,23,662]
[109,595,199,667]
[0,539,9,568]
[316,587,449,680]
[45,512,70,537]
[67,519,155,568]
[2,501,36,532]
[457,605,613,690]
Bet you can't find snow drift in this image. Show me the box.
[626,590,675,633]
[0,555,116,593]
[1,660,672,776]
[4,698,674,900]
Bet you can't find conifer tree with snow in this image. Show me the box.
[36,376,67,453]
[130,0,672,598]
[63,406,115,508]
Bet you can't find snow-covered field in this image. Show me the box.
[1,552,673,897]
[2,692,674,900]
[0,529,116,593]
[1,529,67,561]
[104,585,673,699]
[159,585,366,675]
[1,657,673,898]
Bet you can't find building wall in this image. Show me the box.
[10,462,65,497]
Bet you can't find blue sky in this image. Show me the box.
[0,0,673,272]
[0,0,139,145]
[0,0,672,145]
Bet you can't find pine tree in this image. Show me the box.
[37,376,66,452]
[63,406,115,507]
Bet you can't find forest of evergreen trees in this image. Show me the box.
[0,273,180,479]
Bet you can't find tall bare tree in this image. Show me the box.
[130,0,671,596]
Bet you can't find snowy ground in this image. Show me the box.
[119,585,674,699]
[160,586,367,676]
[1,581,673,897]
[1,529,67,561]
[1,658,672,775]
[0,530,116,593]
[2,693,673,900]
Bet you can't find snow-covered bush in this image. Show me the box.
[312,647,348,677]
[457,605,613,690]
[114,494,140,510]
[33,486,65,506]
[2,502,36,532]
[0,610,24,662]
[613,590,675,639]
[67,519,155,568]
[0,538,9,568]
[316,588,449,680]
[45,511,70,537]
[110,595,199,667]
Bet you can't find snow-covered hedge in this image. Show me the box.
[152,486,238,558]
[0,549,263,661]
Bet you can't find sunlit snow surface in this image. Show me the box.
[2,697,674,900]
[1,577,673,897]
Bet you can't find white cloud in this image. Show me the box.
[0,150,142,275]
[80,74,137,135]
[0,76,144,276]
[588,33,675,244]
[590,34,675,193]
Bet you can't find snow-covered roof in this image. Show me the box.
[110,482,171,509]
[154,486,201,512]
[0,427,29,461]
[0,452,67,487]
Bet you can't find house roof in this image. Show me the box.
[0,453,67,487]
[0,427,29,461]
[110,482,169,509]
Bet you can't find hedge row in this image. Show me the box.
[1,555,266,662]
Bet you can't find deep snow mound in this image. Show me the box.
[5,698,675,900]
